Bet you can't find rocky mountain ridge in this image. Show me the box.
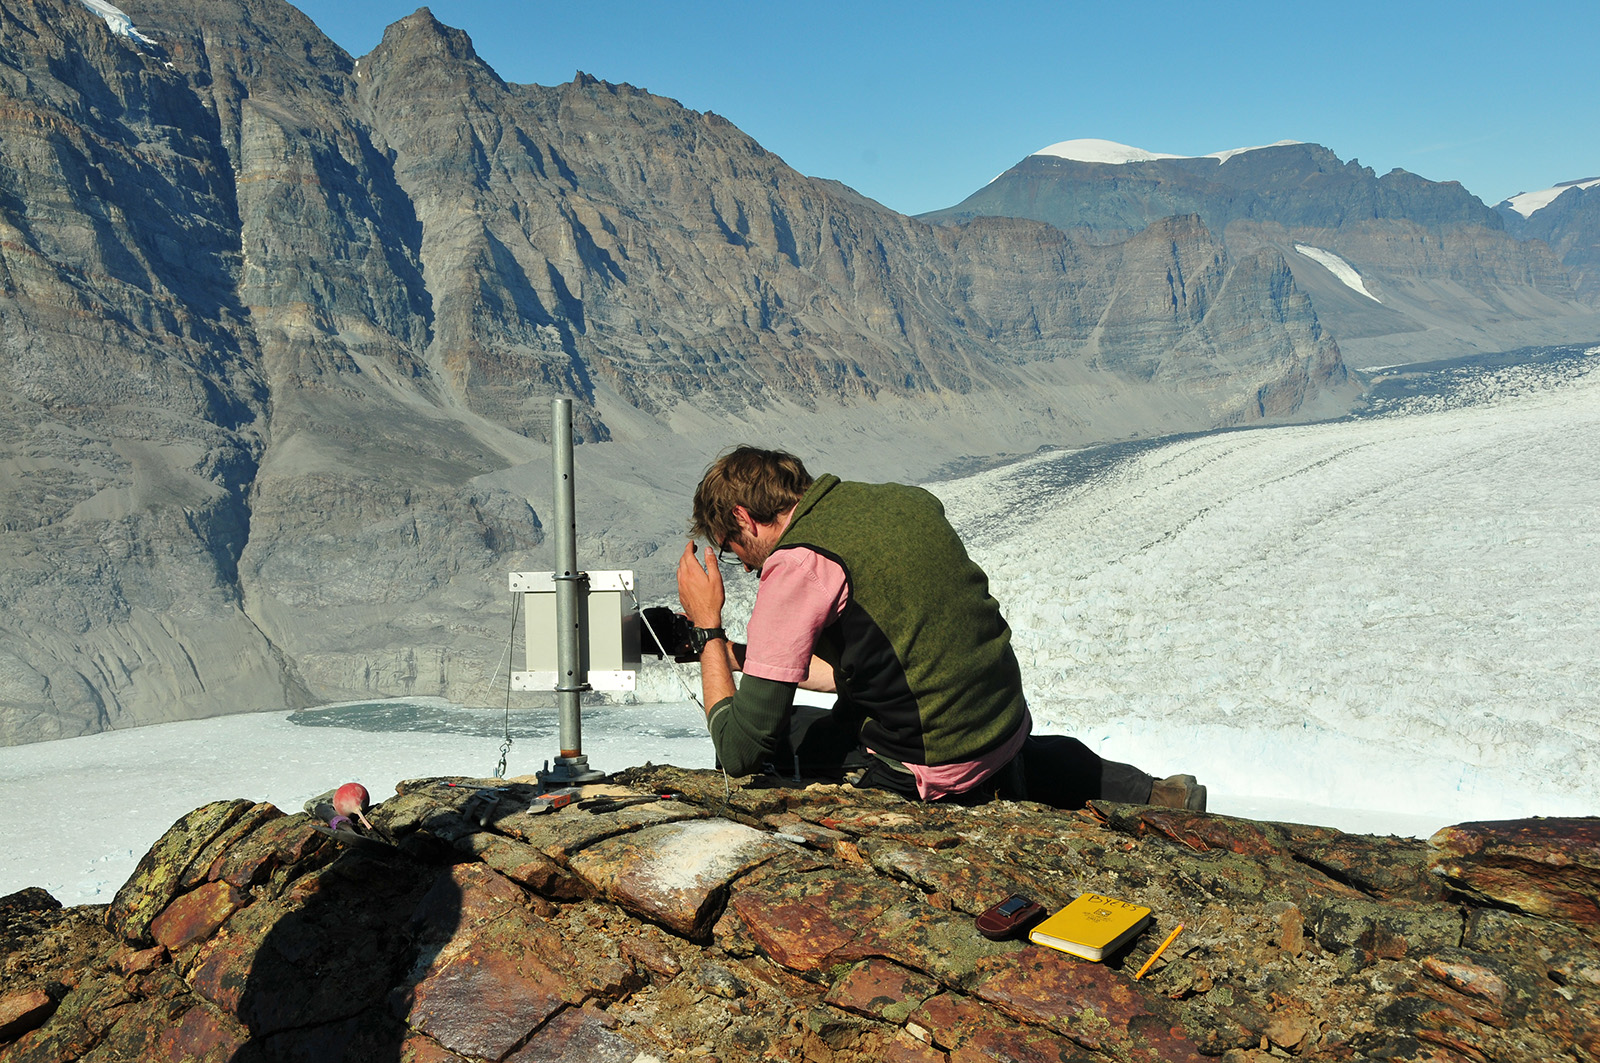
[923,142,1600,367]
[0,773,1597,1061]
[0,0,1351,743]
[1496,180,1600,305]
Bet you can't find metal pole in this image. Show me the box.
[541,397,603,785]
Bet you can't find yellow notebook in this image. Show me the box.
[1028,892,1152,961]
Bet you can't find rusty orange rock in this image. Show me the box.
[730,870,908,972]
[153,1002,248,1062]
[0,988,56,1042]
[824,958,940,1023]
[149,881,249,951]
[8,765,1600,1063]
[970,946,1201,1060]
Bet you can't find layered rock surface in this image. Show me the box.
[924,143,1600,366]
[1,773,1597,1061]
[0,0,1353,742]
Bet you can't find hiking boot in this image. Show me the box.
[1148,774,1207,811]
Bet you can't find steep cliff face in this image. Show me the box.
[0,0,292,739]
[350,11,1344,427]
[925,142,1600,365]
[0,0,1349,742]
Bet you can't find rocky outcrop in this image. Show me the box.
[923,142,1600,366]
[2,774,1597,1062]
[0,0,1350,743]
[1429,817,1600,926]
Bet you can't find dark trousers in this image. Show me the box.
[1018,734,1154,809]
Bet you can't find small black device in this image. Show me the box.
[975,894,1045,941]
[641,606,696,662]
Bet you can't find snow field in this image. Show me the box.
[1030,138,1304,166]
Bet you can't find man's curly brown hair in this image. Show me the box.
[690,447,814,548]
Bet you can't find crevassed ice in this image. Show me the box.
[1294,244,1380,302]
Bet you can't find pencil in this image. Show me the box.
[1133,923,1184,980]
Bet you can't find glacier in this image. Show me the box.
[935,343,1599,828]
[1502,176,1600,218]
[2,344,1597,906]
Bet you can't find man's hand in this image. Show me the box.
[676,541,725,629]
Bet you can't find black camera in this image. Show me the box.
[640,606,696,662]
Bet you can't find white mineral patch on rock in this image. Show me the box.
[638,820,784,893]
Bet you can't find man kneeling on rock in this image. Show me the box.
[675,446,1205,810]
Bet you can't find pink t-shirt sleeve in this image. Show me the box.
[741,547,848,683]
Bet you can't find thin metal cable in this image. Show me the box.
[492,591,520,779]
[626,584,729,803]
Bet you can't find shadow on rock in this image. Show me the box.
[89,797,461,1063]
[217,845,455,1062]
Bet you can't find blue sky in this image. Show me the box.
[290,0,1598,216]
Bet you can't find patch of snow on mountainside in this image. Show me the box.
[1032,138,1303,165]
[1501,177,1600,218]
[76,0,156,44]
[1207,140,1303,163]
[1295,244,1381,302]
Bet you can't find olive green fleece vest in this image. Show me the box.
[773,474,1027,765]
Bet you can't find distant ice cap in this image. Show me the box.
[1501,177,1600,219]
[1031,138,1304,165]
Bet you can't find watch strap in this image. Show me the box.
[690,626,726,655]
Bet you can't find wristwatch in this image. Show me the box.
[689,626,726,656]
